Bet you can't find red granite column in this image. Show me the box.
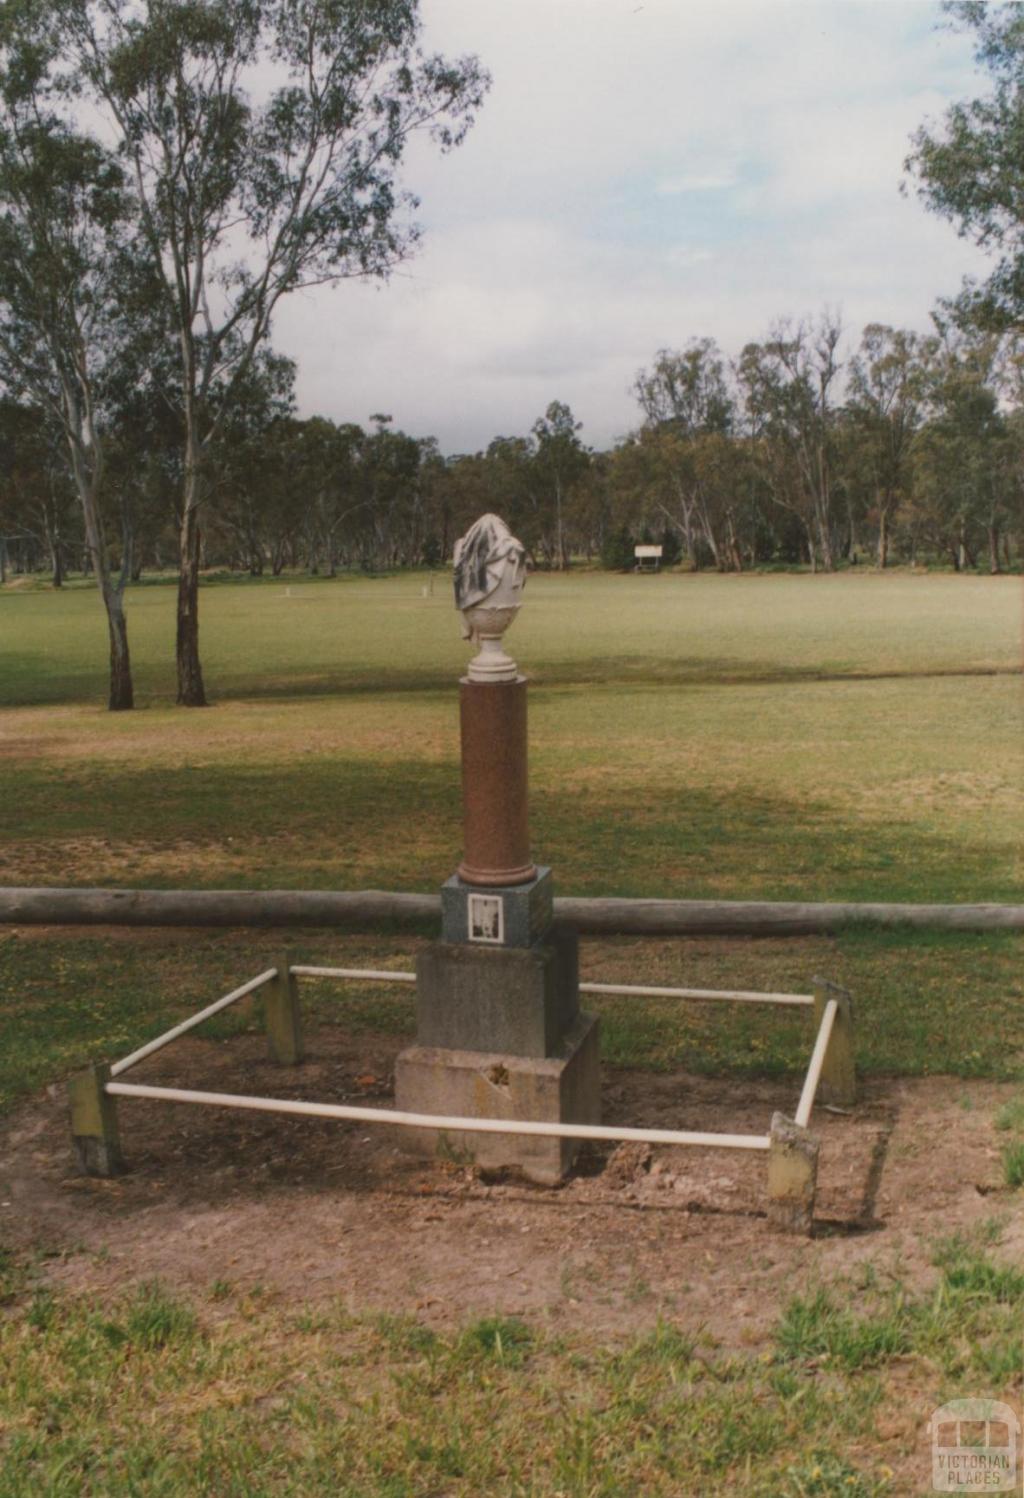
[456,676,536,887]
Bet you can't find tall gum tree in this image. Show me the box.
[907,1,1024,336]
[846,325,929,568]
[914,332,1016,571]
[530,401,587,569]
[737,314,843,572]
[0,399,77,587]
[56,0,489,704]
[0,17,137,707]
[632,340,740,569]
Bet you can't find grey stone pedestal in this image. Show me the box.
[394,920,600,1183]
[413,929,578,1056]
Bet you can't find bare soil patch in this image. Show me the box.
[0,735,62,760]
[3,1027,1020,1346]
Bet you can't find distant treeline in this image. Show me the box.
[4,314,1021,591]
[0,0,1020,719]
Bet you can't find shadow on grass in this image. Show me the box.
[2,649,1019,709]
[1,753,1020,905]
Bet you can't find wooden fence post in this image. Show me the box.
[265,954,303,1065]
[812,976,856,1108]
[69,1061,124,1177]
[767,1111,819,1235]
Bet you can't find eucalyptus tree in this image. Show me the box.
[479,436,537,557]
[846,326,930,567]
[634,339,734,434]
[408,436,447,567]
[907,1,1024,334]
[441,449,505,559]
[689,430,751,571]
[53,0,489,703]
[0,12,139,706]
[568,447,614,560]
[206,351,297,573]
[356,415,424,569]
[909,0,1024,570]
[914,334,1018,571]
[632,339,740,567]
[605,430,671,548]
[530,400,588,568]
[0,398,78,585]
[737,314,843,571]
[286,417,366,576]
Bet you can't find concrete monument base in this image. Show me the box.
[393,1011,600,1185]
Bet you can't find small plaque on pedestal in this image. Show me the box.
[468,893,504,943]
[442,866,552,948]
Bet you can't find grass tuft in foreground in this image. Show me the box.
[993,1092,1024,1187]
[777,1229,1024,1387]
[0,1228,1020,1495]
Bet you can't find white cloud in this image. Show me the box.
[656,174,738,196]
[274,1,991,451]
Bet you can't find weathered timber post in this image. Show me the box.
[69,1061,124,1176]
[394,514,600,1183]
[767,1111,819,1234]
[812,976,856,1108]
[265,954,303,1065]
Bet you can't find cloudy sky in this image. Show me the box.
[275,0,990,454]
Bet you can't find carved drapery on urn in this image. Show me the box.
[452,513,527,683]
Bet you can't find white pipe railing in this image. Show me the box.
[291,965,416,983]
[794,998,837,1128]
[290,965,813,1007]
[579,981,813,1006]
[107,964,813,1086]
[104,1080,771,1151]
[103,964,830,1153]
[109,968,278,1078]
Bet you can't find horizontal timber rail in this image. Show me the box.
[293,965,815,1007]
[104,1081,771,1152]
[4,887,1023,935]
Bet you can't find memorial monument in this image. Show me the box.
[394,515,600,1182]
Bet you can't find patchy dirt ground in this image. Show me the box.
[2,1026,1021,1348]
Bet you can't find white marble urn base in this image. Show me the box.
[463,604,520,682]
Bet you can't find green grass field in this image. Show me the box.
[1,569,1022,1099]
[2,571,1021,903]
[1,570,1022,1495]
